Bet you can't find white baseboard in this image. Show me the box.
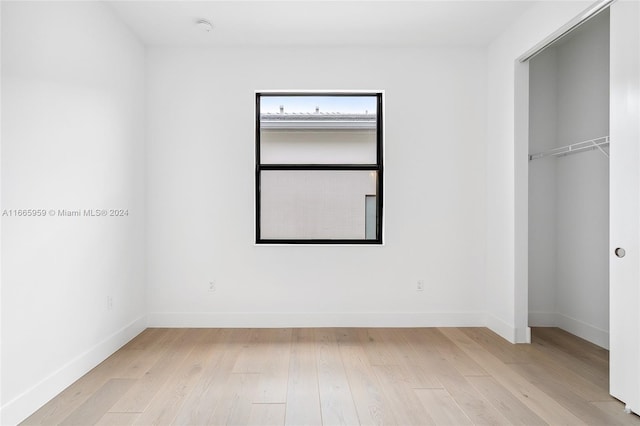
[146,311,486,328]
[555,313,609,349]
[528,311,609,349]
[485,314,530,343]
[0,315,147,426]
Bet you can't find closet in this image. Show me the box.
[528,9,610,349]
[523,0,640,414]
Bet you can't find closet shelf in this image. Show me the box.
[529,136,610,161]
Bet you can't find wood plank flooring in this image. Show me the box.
[22,327,640,425]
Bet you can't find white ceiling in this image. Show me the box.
[109,1,538,47]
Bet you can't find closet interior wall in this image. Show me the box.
[528,10,610,348]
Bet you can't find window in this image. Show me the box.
[255,92,383,244]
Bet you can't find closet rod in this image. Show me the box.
[529,136,610,161]
[518,0,615,63]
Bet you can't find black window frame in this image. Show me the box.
[255,92,384,245]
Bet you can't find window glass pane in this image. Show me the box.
[259,95,377,164]
[260,170,379,240]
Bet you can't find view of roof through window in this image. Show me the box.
[260,95,377,129]
[260,95,376,114]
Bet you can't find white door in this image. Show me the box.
[609,0,640,414]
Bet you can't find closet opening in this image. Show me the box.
[527,9,610,349]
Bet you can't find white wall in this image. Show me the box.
[486,1,592,342]
[555,11,610,345]
[528,11,610,348]
[0,1,4,419]
[146,46,487,327]
[0,2,146,424]
[528,47,558,324]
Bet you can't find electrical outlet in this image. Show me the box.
[107,296,114,310]
[416,280,424,292]
[208,281,217,292]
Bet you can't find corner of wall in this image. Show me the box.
[485,314,531,344]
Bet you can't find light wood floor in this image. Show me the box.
[22,327,640,426]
